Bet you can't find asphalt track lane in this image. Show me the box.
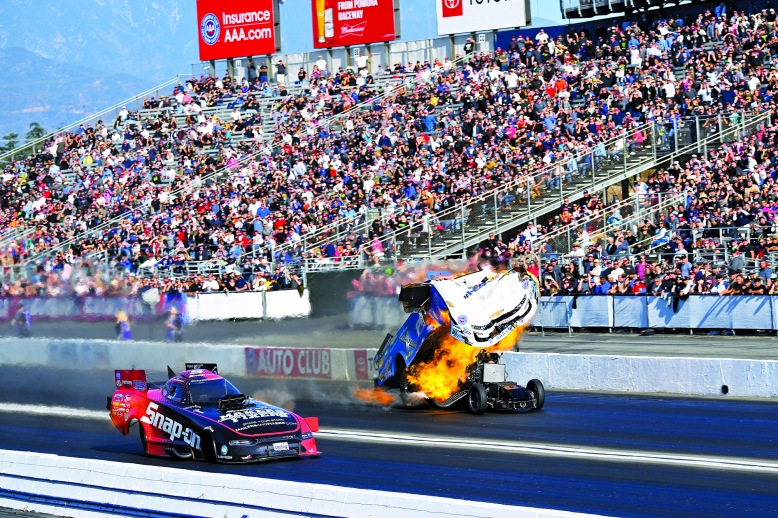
[1,394,777,517]
[5,366,776,460]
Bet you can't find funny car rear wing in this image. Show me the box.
[114,369,148,392]
[167,363,219,379]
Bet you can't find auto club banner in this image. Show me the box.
[311,0,396,49]
[197,0,280,60]
[245,347,333,379]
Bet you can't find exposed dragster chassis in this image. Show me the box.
[107,363,320,463]
[460,350,545,414]
[373,268,545,414]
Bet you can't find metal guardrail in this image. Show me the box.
[18,53,473,271]
[345,111,769,264]
[0,225,36,250]
[545,192,686,259]
[0,74,190,164]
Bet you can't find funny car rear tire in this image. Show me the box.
[398,361,425,408]
[467,383,488,414]
[527,379,545,410]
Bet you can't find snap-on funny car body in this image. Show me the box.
[373,268,545,413]
[107,364,320,463]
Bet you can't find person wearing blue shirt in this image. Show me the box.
[13,303,31,338]
[593,277,611,294]
[403,180,417,200]
[423,113,436,132]
[116,312,132,341]
[378,132,393,149]
[542,112,557,131]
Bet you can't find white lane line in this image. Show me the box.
[4,403,776,474]
[0,403,108,420]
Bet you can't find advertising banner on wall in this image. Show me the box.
[197,0,279,60]
[311,0,396,49]
[436,0,529,36]
[245,347,333,379]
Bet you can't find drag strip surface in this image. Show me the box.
[1,391,776,518]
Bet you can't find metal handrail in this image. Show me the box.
[361,121,655,256]
[350,110,771,265]
[0,74,191,163]
[291,113,655,265]
[547,192,686,258]
[20,53,473,268]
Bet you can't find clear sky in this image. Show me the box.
[0,0,568,138]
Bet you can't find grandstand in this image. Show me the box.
[2,2,778,300]
[560,0,718,20]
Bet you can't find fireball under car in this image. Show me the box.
[107,364,320,463]
[373,268,545,413]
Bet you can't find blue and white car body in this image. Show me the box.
[373,269,539,390]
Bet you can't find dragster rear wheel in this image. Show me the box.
[467,383,488,414]
[527,379,545,410]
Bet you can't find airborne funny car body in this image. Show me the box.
[107,364,320,463]
[374,268,545,413]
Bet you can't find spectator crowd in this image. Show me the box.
[3,1,778,298]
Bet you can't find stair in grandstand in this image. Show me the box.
[19,62,464,271]
[392,111,771,262]
[539,191,686,259]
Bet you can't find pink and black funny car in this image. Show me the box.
[107,363,320,463]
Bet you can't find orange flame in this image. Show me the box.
[353,387,397,406]
[407,324,525,402]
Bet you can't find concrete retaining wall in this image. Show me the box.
[502,353,778,398]
[2,338,776,398]
[0,450,595,518]
[0,338,374,382]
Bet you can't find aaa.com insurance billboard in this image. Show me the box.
[436,0,529,35]
[197,0,280,60]
[311,0,397,49]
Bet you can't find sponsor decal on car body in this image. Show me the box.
[218,408,289,424]
[140,402,201,450]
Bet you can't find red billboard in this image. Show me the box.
[197,0,278,61]
[311,0,396,49]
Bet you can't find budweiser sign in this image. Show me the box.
[341,21,367,38]
[311,0,395,49]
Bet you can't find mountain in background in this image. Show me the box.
[0,0,197,139]
[0,46,177,140]
[0,0,563,141]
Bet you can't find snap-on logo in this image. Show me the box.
[140,402,201,450]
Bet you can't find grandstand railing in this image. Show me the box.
[18,52,475,271]
[0,74,190,164]
[344,110,771,267]
[0,225,36,251]
[546,192,686,259]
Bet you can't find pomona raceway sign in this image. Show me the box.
[197,0,279,60]
[436,0,529,35]
[311,0,396,49]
